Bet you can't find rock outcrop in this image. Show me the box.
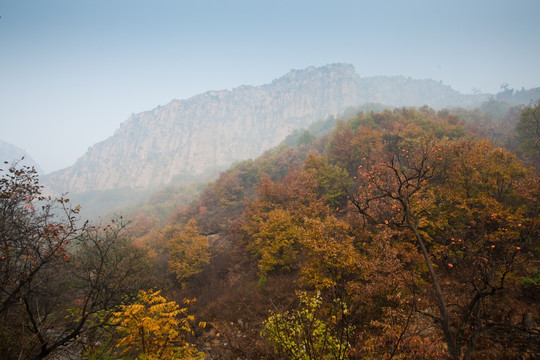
[44,64,486,193]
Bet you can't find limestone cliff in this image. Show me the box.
[44,64,485,193]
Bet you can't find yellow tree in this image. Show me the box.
[242,171,328,276]
[167,219,210,283]
[299,215,360,292]
[111,290,204,359]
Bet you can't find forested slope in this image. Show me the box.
[127,103,540,359]
[1,103,539,359]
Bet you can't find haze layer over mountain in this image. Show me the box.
[0,140,42,173]
[45,64,488,194]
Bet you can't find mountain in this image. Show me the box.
[0,140,42,173]
[44,64,488,195]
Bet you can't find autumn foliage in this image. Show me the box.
[3,105,539,359]
[111,289,204,359]
[166,219,210,283]
[234,107,539,359]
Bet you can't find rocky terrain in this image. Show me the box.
[44,63,487,194]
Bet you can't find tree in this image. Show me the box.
[247,207,301,274]
[326,121,382,176]
[0,161,79,317]
[303,153,351,208]
[348,134,536,359]
[242,171,328,276]
[111,289,204,359]
[515,100,540,168]
[298,216,360,292]
[167,219,210,283]
[0,161,151,359]
[263,291,351,360]
[241,169,363,359]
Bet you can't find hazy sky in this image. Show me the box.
[1,0,539,173]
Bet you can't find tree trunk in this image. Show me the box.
[406,214,461,360]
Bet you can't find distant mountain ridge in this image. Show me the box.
[44,63,489,194]
[0,140,42,173]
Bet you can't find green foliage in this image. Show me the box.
[515,100,540,167]
[308,115,338,136]
[229,159,260,190]
[263,291,351,360]
[297,129,314,146]
[522,270,540,288]
[303,153,351,207]
[145,182,207,219]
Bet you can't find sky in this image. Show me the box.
[1,0,539,173]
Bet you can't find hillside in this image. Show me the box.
[44,64,488,196]
[2,104,539,359]
[126,105,540,359]
[0,140,42,173]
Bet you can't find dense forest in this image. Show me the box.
[1,101,539,359]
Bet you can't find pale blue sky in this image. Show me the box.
[1,0,539,173]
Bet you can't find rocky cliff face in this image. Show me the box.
[44,64,485,193]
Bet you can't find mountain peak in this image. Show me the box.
[44,64,487,196]
[271,63,358,85]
